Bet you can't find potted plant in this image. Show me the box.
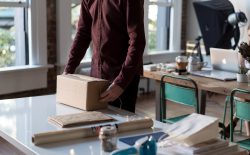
[237,66,249,82]
[237,42,250,82]
[238,42,250,62]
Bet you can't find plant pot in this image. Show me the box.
[236,73,248,83]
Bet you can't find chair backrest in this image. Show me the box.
[235,99,250,121]
[160,74,199,113]
[229,88,250,142]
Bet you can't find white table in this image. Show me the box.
[0,95,167,155]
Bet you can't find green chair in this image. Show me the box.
[228,88,250,150]
[220,96,230,139]
[160,74,199,123]
[221,96,244,139]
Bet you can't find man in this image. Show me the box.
[64,0,146,113]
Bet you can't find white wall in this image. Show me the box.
[186,0,201,41]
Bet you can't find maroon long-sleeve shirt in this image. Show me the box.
[64,0,146,89]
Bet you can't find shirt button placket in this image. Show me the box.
[98,0,103,78]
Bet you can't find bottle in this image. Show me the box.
[139,136,157,155]
[99,126,117,152]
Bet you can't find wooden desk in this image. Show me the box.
[0,95,167,155]
[143,70,250,120]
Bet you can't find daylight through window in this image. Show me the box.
[147,0,172,54]
[0,0,28,68]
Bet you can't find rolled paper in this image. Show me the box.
[32,118,153,145]
[117,118,154,133]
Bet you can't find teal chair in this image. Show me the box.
[160,74,199,123]
[221,96,245,139]
[227,88,250,150]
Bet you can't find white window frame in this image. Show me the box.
[0,1,27,66]
[0,0,49,95]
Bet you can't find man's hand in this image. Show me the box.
[99,83,124,102]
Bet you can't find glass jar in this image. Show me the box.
[99,126,117,152]
[175,56,188,71]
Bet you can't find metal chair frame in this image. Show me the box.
[227,88,250,150]
[160,74,199,123]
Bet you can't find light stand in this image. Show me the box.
[192,36,203,62]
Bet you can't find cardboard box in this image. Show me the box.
[56,74,109,111]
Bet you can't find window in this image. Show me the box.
[0,0,48,95]
[147,0,171,53]
[71,0,92,62]
[0,0,28,68]
[144,0,182,55]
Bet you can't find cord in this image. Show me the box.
[118,97,123,109]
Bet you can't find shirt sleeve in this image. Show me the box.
[113,0,146,89]
[64,1,92,74]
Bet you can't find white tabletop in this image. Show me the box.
[0,95,167,155]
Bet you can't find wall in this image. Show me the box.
[181,0,188,49]
[46,0,57,92]
[186,0,201,41]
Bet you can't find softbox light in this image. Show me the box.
[193,0,237,55]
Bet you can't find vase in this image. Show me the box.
[236,73,248,83]
[245,59,250,69]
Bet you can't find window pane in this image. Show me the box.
[71,3,92,62]
[71,4,80,39]
[148,4,171,54]
[0,7,26,68]
[148,5,157,51]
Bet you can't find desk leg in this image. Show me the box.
[155,81,164,121]
[199,90,207,114]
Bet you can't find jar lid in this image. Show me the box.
[99,126,117,138]
[175,56,188,63]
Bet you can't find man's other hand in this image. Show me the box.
[99,83,124,102]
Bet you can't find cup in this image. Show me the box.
[175,56,188,63]
[187,61,208,72]
[196,61,208,70]
[175,56,188,70]
[247,70,250,82]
